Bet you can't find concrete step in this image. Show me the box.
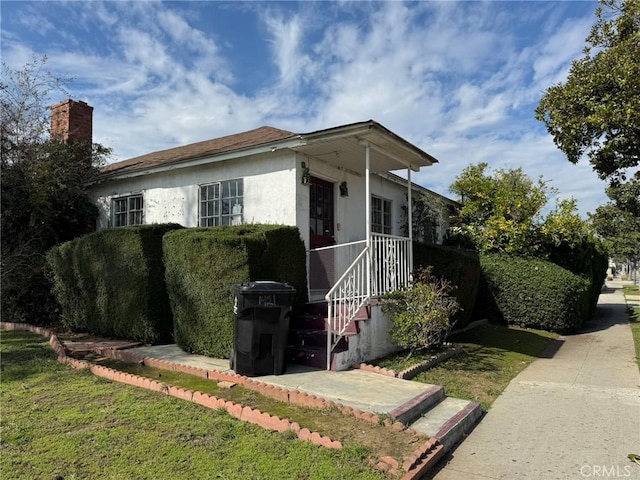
[410,397,482,450]
[389,385,445,425]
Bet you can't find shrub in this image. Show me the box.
[545,237,608,319]
[163,225,307,358]
[413,242,480,329]
[382,267,460,354]
[474,254,589,334]
[47,224,181,343]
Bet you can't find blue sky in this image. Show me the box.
[1,0,608,216]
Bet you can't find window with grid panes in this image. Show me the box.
[113,194,143,227]
[199,179,243,226]
[371,196,392,234]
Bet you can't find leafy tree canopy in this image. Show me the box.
[448,162,554,254]
[1,56,110,324]
[589,201,640,262]
[447,162,601,261]
[535,0,640,204]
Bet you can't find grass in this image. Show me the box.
[1,330,390,480]
[371,323,559,411]
[622,284,640,369]
[94,358,421,461]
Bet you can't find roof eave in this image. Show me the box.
[96,136,304,182]
[297,120,439,171]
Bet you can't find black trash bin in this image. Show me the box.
[230,281,295,376]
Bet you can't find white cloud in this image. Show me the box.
[262,11,313,89]
[116,28,172,76]
[0,0,607,216]
[156,9,231,82]
[532,16,594,85]
[18,6,57,36]
[414,129,608,217]
[450,85,510,133]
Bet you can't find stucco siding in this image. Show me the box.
[293,153,413,248]
[92,151,297,229]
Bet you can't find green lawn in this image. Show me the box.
[622,284,640,369]
[95,358,420,462]
[1,330,387,480]
[371,324,559,411]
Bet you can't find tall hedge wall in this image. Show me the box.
[546,238,608,320]
[474,253,590,334]
[413,242,481,329]
[163,225,308,358]
[47,224,182,343]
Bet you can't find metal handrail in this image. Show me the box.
[325,247,369,370]
[320,233,412,370]
[310,239,366,253]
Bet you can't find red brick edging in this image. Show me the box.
[354,344,463,380]
[1,322,443,479]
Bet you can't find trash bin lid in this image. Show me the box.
[233,281,295,294]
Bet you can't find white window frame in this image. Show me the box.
[112,194,143,227]
[199,179,243,227]
[371,195,392,235]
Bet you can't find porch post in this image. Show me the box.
[365,142,371,299]
[407,167,413,278]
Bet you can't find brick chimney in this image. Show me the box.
[50,99,93,144]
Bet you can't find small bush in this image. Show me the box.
[413,242,480,329]
[47,224,182,343]
[382,267,460,353]
[474,254,589,333]
[163,225,307,358]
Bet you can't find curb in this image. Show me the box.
[2,322,445,479]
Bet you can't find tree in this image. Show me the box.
[590,179,640,263]
[541,198,591,248]
[535,0,640,208]
[1,56,82,165]
[447,162,553,254]
[1,57,110,325]
[590,202,640,262]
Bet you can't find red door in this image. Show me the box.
[309,176,335,249]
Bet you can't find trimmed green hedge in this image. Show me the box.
[546,238,608,320]
[163,225,307,358]
[47,224,182,343]
[413,243,481,329]
[474,254,589,334]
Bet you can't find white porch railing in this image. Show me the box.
[314,233,412,369]
[371,233,412,296]
[325,247,370,369]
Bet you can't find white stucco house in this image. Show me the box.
[52,99,459,370]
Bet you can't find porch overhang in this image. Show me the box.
[290,120,438,174]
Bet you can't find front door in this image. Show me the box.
[309,176,335,249]
[309,176,335,292]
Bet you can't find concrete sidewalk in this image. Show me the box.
[430,281,640,480]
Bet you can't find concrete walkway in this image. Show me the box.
[126,343,440,415]
[430,280,640,480]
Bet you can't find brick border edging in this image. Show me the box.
[354,344,463,380]
[354,320,490,381]
[2,322,443,479]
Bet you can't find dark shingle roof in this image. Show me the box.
[101,126,297,176]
